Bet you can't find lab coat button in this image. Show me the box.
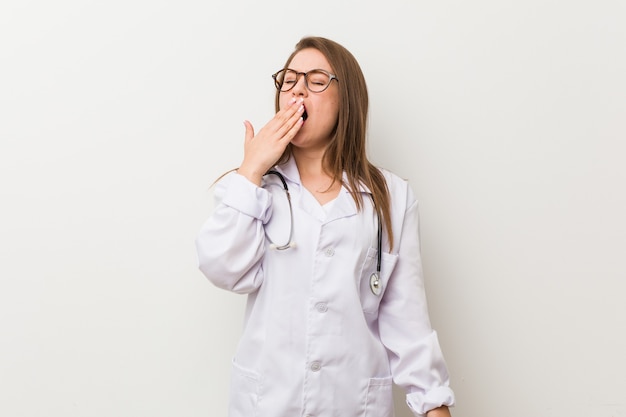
[324,247,335,257]
[310,361,321,372]
[315,302,328,313]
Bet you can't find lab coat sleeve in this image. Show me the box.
[377,193,455,416]
[195,172,271,294]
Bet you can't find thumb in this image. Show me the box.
[243,120,255,142]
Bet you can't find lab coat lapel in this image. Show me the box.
[324,173,371,224]
[273,159,372,223]
[324,189,356,223]
[274,159,326,222]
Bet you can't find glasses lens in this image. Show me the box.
[306,70,331,93]
[274,69,298,91]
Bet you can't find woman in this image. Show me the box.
[196,36,455,417]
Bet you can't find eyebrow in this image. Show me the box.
[285,68,334,73]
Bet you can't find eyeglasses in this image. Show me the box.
[272,68,339,93]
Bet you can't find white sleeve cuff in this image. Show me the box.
[406,386,455,417]
[220,173,272,222]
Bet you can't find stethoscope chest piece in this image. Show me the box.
[370,273,382,296]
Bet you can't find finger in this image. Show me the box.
[270,98,303,128]
[243,120,255,142]
[272,101,305,139]
[281,115,304,142]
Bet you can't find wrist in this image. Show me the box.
[236,165,264,186]
[425,406,451,417]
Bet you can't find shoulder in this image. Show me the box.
[377,167,417,210]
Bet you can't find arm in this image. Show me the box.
[196,98,304,292]
[378,194,455,416]
[195,172,271,293]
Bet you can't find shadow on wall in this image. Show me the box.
[393,384,413,417]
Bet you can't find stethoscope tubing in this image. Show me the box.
[265,170,295,250]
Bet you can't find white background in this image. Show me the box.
[1,1,625,416]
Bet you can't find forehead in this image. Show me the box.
[288,48,332,72]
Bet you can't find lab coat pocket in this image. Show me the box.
[228,359,261,417]
[364,376,394,417]
[359,248,398,314]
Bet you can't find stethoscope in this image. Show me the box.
[264,170,383,296]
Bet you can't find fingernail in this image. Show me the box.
[290,97,297,104]
[298,104,304,112]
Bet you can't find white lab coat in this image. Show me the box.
[196,157,455,417]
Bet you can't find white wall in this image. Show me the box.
[1,1,625,416]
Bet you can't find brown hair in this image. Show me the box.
[274,36,394,251]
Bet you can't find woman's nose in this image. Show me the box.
[291,75,308,96]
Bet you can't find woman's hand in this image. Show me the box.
[237,97,305,185]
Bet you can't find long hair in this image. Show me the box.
[274,36,394,251]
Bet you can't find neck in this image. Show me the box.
[292,147,327,178]
[292,147,341,204]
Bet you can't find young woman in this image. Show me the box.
[196,36,455,417]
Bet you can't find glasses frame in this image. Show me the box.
[272,68,339,93]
